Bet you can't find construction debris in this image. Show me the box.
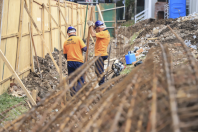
[1,7,198,132]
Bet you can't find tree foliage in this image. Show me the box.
[125,0,135,7]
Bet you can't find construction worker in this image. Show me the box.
[87,20,110,86]
[63,26,87,95]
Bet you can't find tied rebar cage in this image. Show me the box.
[1,37,198,132]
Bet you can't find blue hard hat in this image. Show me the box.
[67,26,76,33]
[95,20,104,29]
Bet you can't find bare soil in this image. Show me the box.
[22,50,68,98]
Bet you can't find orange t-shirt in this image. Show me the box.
[95,29,110,56]
[63,35,86,63]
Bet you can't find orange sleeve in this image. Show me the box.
[96,31,107,38]
[79,37,86,49]
[63,42,67,54]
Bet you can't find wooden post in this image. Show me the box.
[42,5,45,58]
[15,0,25,72]
[29,23,42,78]
[80,5,83,38]
[24,3,60,73]
[85,6,94,62]
[29,23,35,72]
[29,0,34,72]
[71,3,73,26]
[43,4,66,39]
[77,4,79,36]
[48,0,53,52]
[64,2,67,38]
[0,0,4,47]
[96,4,105,26]
[32,89,37,102]
[0,50,36,105]
[58,0,62,50]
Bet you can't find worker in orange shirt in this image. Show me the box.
[63,26,87,95]
[88,20,110,85]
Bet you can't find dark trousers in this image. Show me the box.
[95,56,108,85]
[67,61,84,95]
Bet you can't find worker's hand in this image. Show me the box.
[87,21,94,27]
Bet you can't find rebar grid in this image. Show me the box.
[1,42,198,132]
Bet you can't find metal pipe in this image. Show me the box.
[77,2,98,3]
[97,6,125,12]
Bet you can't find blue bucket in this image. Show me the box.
[125,51,136,65]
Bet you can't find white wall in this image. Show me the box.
[145,0,157,18]
[189,0,198,14]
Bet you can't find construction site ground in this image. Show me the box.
[1,12,198,132]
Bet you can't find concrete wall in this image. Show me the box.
[145,0,157,18]
[189,0,198,14]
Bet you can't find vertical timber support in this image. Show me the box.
[29,0,35,72]
[71,3,73,27]
[80,5,83,38]
[96,4,106,27]
[24,3,60,73]
[48,0,53,52]
[77,4,79,36]
[58,0,62,50]
[85,6,94,62]
[42,5,45,58]
[58,0,63,81]
[64,2,67,39]
[0,0,4,46]
[15,0,25,72]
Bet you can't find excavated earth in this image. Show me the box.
[118,17,198,70]
[22,50,67,98]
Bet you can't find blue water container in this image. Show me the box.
[169,0,186,19]
[125,51,136,65]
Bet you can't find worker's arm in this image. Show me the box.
[90,27,96,37]
[79,37,87,52]
[64,54,67,60]
[63,42,67,60]
[82,47,87,52]
[87,21,96,37]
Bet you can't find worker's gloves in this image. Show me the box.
[87,21,94,27]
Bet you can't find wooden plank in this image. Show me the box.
[0,67,30,84]
[71,3,73,25]
[58,0,62,50]
[76,4,79,36]
[29,23,35,72]
[42,5,45,57]
[96,4,105,26]
[15,0,25,72]
[24,3,60,73]
[0,50,36,105]
[85,6,94,62]
[43,4,66,39]
[32,89,37,102]
[64,2,67,39]
[29,23,42,78]
[29,0,34,72]
[59,7,67,27]
[33,0,42,6]
[48,0,53,52]
[0,0,4,46]
[80,5,83,38]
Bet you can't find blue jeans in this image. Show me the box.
[95,56,108,85]
[67,61,84,95]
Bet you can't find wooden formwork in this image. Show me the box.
[0,0,94,94]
